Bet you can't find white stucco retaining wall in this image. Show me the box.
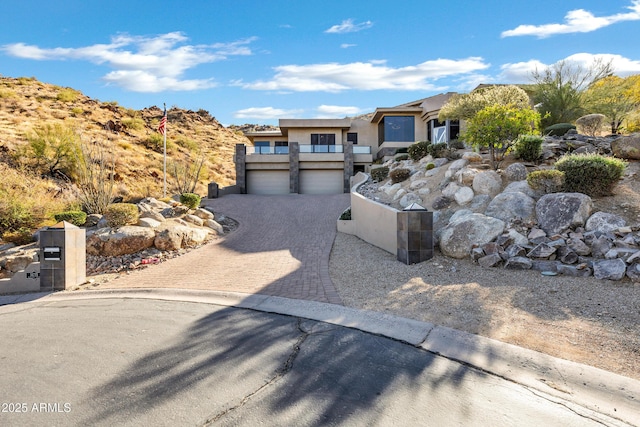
[346,172,398,255]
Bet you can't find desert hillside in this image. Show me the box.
[0,76,249,199]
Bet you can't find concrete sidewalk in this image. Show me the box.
[2,288,637,426]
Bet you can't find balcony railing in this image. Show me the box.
[249,146,289,154]
[300,144,344,153]
[353,146,371,154]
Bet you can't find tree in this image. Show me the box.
[439,85,531,121]
[27,124,82,178]
[530,58,613,128]
[584,75,640,134]
[463,104,540,170]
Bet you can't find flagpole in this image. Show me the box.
[163,103,167,198]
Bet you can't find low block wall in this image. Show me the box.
[348,173,398,255]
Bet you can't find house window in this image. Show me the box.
[379,116,415,144]
[310,134,336,145]
[347,132,358,145]
[254,141,269,154]
[274,141,288,154]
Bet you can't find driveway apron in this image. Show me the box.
[97,194,350,304]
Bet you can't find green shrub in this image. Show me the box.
[555,154,626,197]
[514,134,543,162]
[408,141,431,161]
[103,203,139,228]
[2,228,34,246]
[389,168,411,184]
[544,123,576,136]
[395,154,409,161]
[53,211,87,226]
[339,208,351,220]
[448,139,466,150]
[425,163,435,171]
[56,88,79,103]
[428,142,448,158]
[371,166,389,182]
[526,170,565,194]
[180,193,201,209]
[121,117,145,131]
[70,107,84,116]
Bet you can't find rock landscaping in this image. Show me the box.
[0,197,237,281]
[357,132,640,282]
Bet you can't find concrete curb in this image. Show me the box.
[3,288,639,426]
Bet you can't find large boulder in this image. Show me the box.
[503,180,538,199]
[454,186,475,205]
[593,259,627,281]
[472,170,502,197]
[439,213,505,259]
[485,191,536,223]
[535,193,593,235]
[504,163,528,181]
[585,211,626,233]
[611,134,640,160]
[154,224,210,251]
[86,226,156,256]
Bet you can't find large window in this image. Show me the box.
[347,132,358,145]
[254,141,269,154]
[274,141,288,154]
[378,116,415,144]
[310,134,336,145]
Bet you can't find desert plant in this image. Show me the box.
[555,153,626,197]
[448,139,466,149]
[26,124,82,178]
[339,208,351,220]
[56,88,79,103]
[171,152,207,194]
[70,107,84,117]
[179,193,201,210]
[389,168,411,184]
[76,139,115,214]
[575,114,606,137]
[428,142,448,158]
[53,210,87,226]
[408,141,431,161]
[425,163,435,171]
[2,228,34,246]
[121,117,145,131]
[370,166,389,182]
[544,123,576,136]
[145,133,174,153]
[526,170,565,194]
[514,134,544,162]
[103,203,139,228]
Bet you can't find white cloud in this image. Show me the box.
[315,105,366,118]
[502,1,640,38]
[325,19,373,34]
[1,32,257,92]
[499,53,640,82]
[236,58,490,93]
[234,107,303,120]
[340,43,357,49]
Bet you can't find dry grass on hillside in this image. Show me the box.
[0,76,248,200]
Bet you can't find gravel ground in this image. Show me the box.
[329,232,640,381]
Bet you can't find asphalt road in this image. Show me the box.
[0,297,624,427]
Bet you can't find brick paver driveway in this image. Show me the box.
[98,194,350,304]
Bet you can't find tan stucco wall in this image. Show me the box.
[287,128,342,145]
[349,173,398,255]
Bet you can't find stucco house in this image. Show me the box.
[235,93,460,195]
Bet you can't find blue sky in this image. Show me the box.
[2,0,640,125]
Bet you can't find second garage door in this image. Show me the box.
[299,170,344,195]
[246,170,290,195]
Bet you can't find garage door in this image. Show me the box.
[247,170,290,195]
[299,170,344,195]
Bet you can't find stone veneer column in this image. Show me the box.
[289,141,299,194]
[343,140,353,193]
[235,144,246,194]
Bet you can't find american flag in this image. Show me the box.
[158,108,167,135]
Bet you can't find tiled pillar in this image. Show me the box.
[235,144,246,194]
[343,140,353,193]
[397,206,434,264]
[289,141,299,194]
